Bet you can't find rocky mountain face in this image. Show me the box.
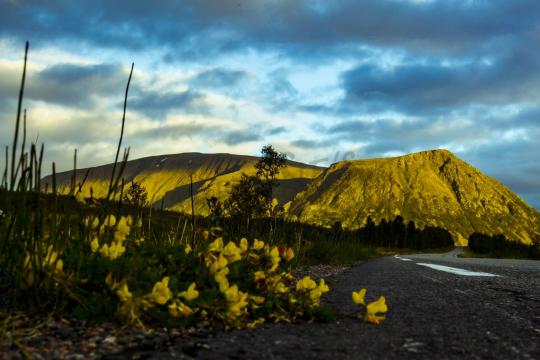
[44,150,540,246]
[287,150,540,246]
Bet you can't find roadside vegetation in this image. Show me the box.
[1,43,391,340]
[464,232,539,260]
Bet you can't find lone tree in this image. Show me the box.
[254,145,287,210]
[123,181,149,208]
[225,145,288,233]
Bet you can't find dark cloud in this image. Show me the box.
[0,61,126,108]
[0,0,540,56]
[341,41,540,113]
[267,126,287,135]
[291,139,333,149]
[2,1,540,58]
[133,123,260,146]
[222,130,260,145]
[129,89,209,118]
[191,68,248,88]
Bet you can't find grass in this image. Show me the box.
[0,43,391,336]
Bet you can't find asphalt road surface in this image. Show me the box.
[111,249,540,359]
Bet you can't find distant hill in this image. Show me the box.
[287,149,540,246]
[43,150,540,246]
[42,152,323,214]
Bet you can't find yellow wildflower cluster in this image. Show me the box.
[102,234,387,329]
[201,237,314,326]
[352,288,388,324]
[107,274,200,327]
[23,245,64,285]
[295,276,330,307]
[86,215,141,260]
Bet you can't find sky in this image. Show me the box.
[0,0,539,209]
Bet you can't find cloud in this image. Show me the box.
[0,61,127,108]
[267,126,287,135]
[222,130,260,145]
[291,139,333,149]
[340,41,540,113]
[2,1,540,59]
[129,89,209,118]
[132,121,261,146]
[190,68,249,88]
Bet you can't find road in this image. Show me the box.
[111,249,540,359]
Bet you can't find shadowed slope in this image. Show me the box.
[42,152,323,215]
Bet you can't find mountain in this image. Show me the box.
[287,149,540,246]
[42,152,323,214]
[43,150,540,246]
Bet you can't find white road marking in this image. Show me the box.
[393,255,414,261]
[416,263,500,277]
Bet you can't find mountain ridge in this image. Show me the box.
[43,149,540,246]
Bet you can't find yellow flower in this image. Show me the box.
[179,282,199,301]
[239,238,249,252]
[168,299,193,318]
[90,237,99,253]
[208,237,224,252]
[254,271,266,281]
[252,239,265,250]
[149,277,172,305]
[352,289,367,305]
[365,296,387,324]
[247,317,265,329]
[218,279,230,293]
[224,285,249,319]
[309,279,329,302]
[284,248,295,261]
[268,246,281,272]
[90,217,100,229]
[75,192,86,204]
[105,214,116,227]
[224,285,241,303]
[296,276,317,291]
[99,243,110,258]
[108,241,126,260]
[114,216,131,242]
[275,281,289,294]
[317,279,329,293]
[249,295,266,305]
[184,244,192,254]
[214,267,230,291]
[202,230,210,240]
[223,241,242,262]
[116,282,132,302]
[209,255,228,273]
[269,246,279,259]
[54,259,63,273]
